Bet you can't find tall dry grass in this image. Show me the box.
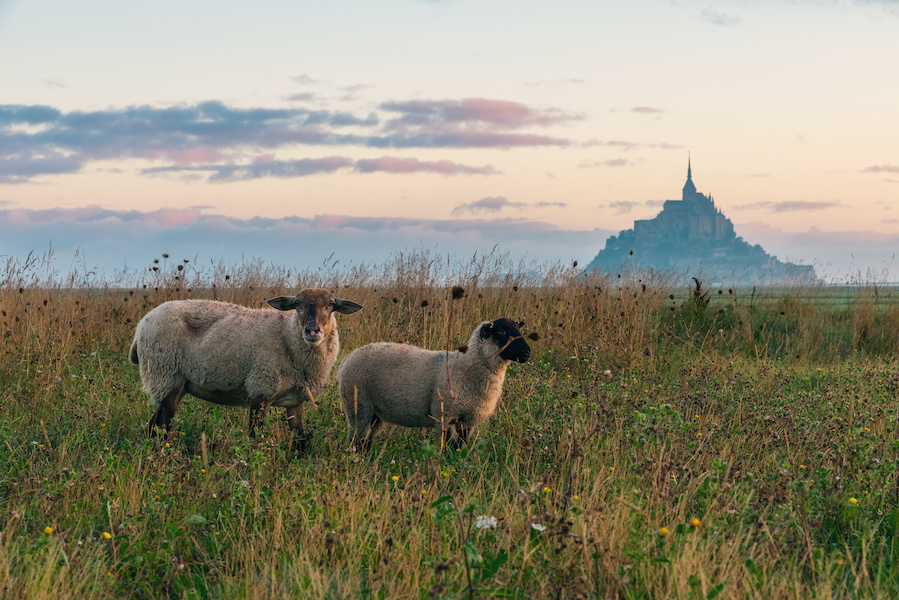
[1,248,899,599]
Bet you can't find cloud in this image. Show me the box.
[1,97,575,182]
[451,196,525,216]
[579,158,638,168]
[701,9,741,26]
[354,156,498,175]
[582,139,683,152]
[286,92,316,102]
[862,164,899,174]
[735,200,842,212]
[632,107,665,115]
[143,155,498,181]
[450,196,567,216]
[291,74,318,85]
[144,156,354,182]
[605,201,640,214]
[381,98,582,130]
[0,151,82,183]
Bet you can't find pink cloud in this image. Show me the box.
[383,98,582,131]
[862,165,899,174]
[146,207,202,228]
[169,147,224,166]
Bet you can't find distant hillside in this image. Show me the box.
[587,160,816,285]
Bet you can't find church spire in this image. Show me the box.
[682,154,696,199]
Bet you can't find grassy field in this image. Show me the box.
[2,249,899,599]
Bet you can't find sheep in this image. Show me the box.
[337,318,531,451]
[129,288,362,451]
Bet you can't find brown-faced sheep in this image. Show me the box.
[337,318,530,451]
[129,288,362,451]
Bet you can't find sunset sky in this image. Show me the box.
[1,0,897,281]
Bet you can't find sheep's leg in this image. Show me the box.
[285,404,307,453]
[451,423,470,451]
[357,416,385,453]
[148,382,185,438]
[249,399,273,439]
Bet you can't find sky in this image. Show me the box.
[1,0,897,283]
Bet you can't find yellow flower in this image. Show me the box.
[573,495,579,500]
[849,497,858,505]
[165,443,170,448]
[658,527,670,537]
[201,469,206,474]
[103,532,112,540]
[543,486,551,493]
[609,466,614,472]
[44,526,54,535]
[799,464,805,469]
[392,475,399,482]
[690,517,702,528]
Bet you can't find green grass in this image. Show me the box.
[1,251,899,598]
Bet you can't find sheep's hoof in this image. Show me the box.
[291,433,310,454]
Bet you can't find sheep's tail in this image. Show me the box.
[129,340,140,365]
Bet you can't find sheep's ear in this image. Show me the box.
[333,299,363,314]
[479,322,494,339]
[267,296,299,311]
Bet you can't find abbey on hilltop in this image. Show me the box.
[586,160,816,284]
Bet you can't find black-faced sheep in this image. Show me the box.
[129,288,362,451]
[337,318,530,451]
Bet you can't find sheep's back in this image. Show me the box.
[339,343,444,428]
[134,300,293,388]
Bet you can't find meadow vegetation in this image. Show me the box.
[1,248,898,599]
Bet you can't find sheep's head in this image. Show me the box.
[479,318,531,363]
[267,288,363,347]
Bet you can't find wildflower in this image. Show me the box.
[573,495,579,500]
[849,497,858,505]
[392,475,399,482]
[165,443,170,448]
[239,480,250,488]
[103,532,112,540]
[543,486,551,493]
[609,467,615,472]
[658,527,670,537]
[201,469,206,474]
[690,518,702,528]
[474,515,498,530]
[531,523,546,532]
[799,464,805,470]
[44,526,54,535]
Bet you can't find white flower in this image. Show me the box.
[238,480,250,489]
[531,523,546,532]
[474,515,498,530]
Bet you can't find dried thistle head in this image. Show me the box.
[527,332,540,341]
[451,286,465,300]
